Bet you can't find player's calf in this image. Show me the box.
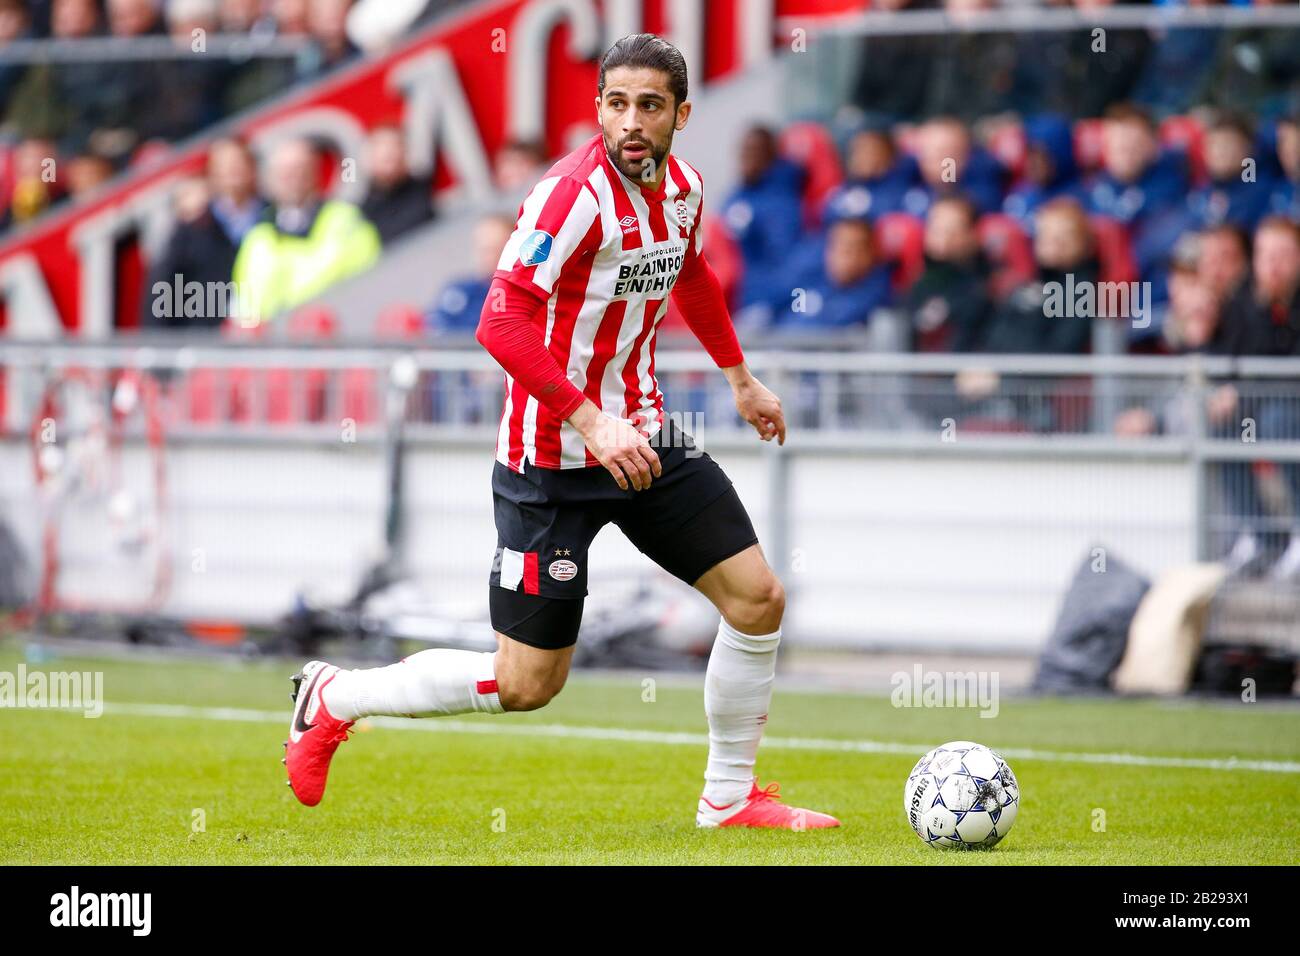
[493,631,574,711]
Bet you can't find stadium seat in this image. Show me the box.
[1073,118,1106,174]
[780,121,844,230]
[987,120,1028,182]
[338,304,427,426]
[1089,215,1140,287]
[873,212,925,292]
[977,213,1035,299]
[374,303,425,340]
[180,318,268,425]
[264,306,338,424]
[662,215,744,331]
[959,416,1030,435]
[287,304,338,340]
[1159,114,1207,187]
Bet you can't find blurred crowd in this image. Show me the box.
[855,0,1300,123]
[435,105,1300,364]
[712,107,1300,359]
[0,0,471,229]
[139,129,546,329]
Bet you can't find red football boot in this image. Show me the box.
[284,661,354,807]
[696,779,841,829]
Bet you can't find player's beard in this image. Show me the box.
[605,131,672,186]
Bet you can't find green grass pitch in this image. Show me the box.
[1,645,1297,865]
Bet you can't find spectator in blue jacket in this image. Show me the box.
[822,125,915,223]
[1088,103,1193,286]
[1003,114,1084,227]
[1267,113,1300,220]
[425,213,514,333]
[722,126,807,315]
[1086,103,1188,228]
[1187,114,1275,230]
[901,116,1005,218]
[775,217,892,330]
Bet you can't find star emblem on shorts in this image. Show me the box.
[553,548,572,556]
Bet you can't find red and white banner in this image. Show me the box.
[0,0,867,342]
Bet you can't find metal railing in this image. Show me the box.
[3,340,1299,646]
[3,341,1300,569]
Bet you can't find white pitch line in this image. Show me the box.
[95,701,1300,775]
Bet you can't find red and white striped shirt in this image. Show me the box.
[481,133,742,472]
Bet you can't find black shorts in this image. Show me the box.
[488,420,759,650]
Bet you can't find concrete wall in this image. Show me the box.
[0,434,1195,653]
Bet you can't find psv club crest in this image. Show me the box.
[674,197,691,231]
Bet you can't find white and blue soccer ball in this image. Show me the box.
[904,741,1020,849]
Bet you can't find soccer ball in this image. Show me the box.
[904,741,1020,849]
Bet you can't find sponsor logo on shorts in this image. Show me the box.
[548,559,578,581]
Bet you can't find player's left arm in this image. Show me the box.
[721,359,786,446]
[671,230,786,446]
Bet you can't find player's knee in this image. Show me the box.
[499,673,565,712]
[724,573,785,634]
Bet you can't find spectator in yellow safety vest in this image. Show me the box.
[232,136,381,325]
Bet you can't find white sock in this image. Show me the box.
[702,619,780,806]
[321,649,504,721]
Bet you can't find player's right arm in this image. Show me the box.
[566,399,661,491]
[475,175,661,490]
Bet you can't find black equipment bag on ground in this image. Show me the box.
[1032,547,1150,693]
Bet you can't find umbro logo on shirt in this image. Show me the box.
[618,215,639,233]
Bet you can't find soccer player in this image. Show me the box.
[284,33,839,830]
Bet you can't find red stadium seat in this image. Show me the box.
[287,304,338,340]
[1160,114,1207,188]
[662,215,744,331]
[1073,118,1106,174]
[375,303,425,340]
[873,212,925,292]
[340,368,379,425]
[779,121,843,230]
[959,416,1030,435]
[977,213,1035,299]
[1089,215,1140,287]
[339,304,427,426]
[703,216,744,310]
[987,120,1027,182]
[267,306,337,424]
[185,318,269,425]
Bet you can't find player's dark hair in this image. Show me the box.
[598,33,689,108]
